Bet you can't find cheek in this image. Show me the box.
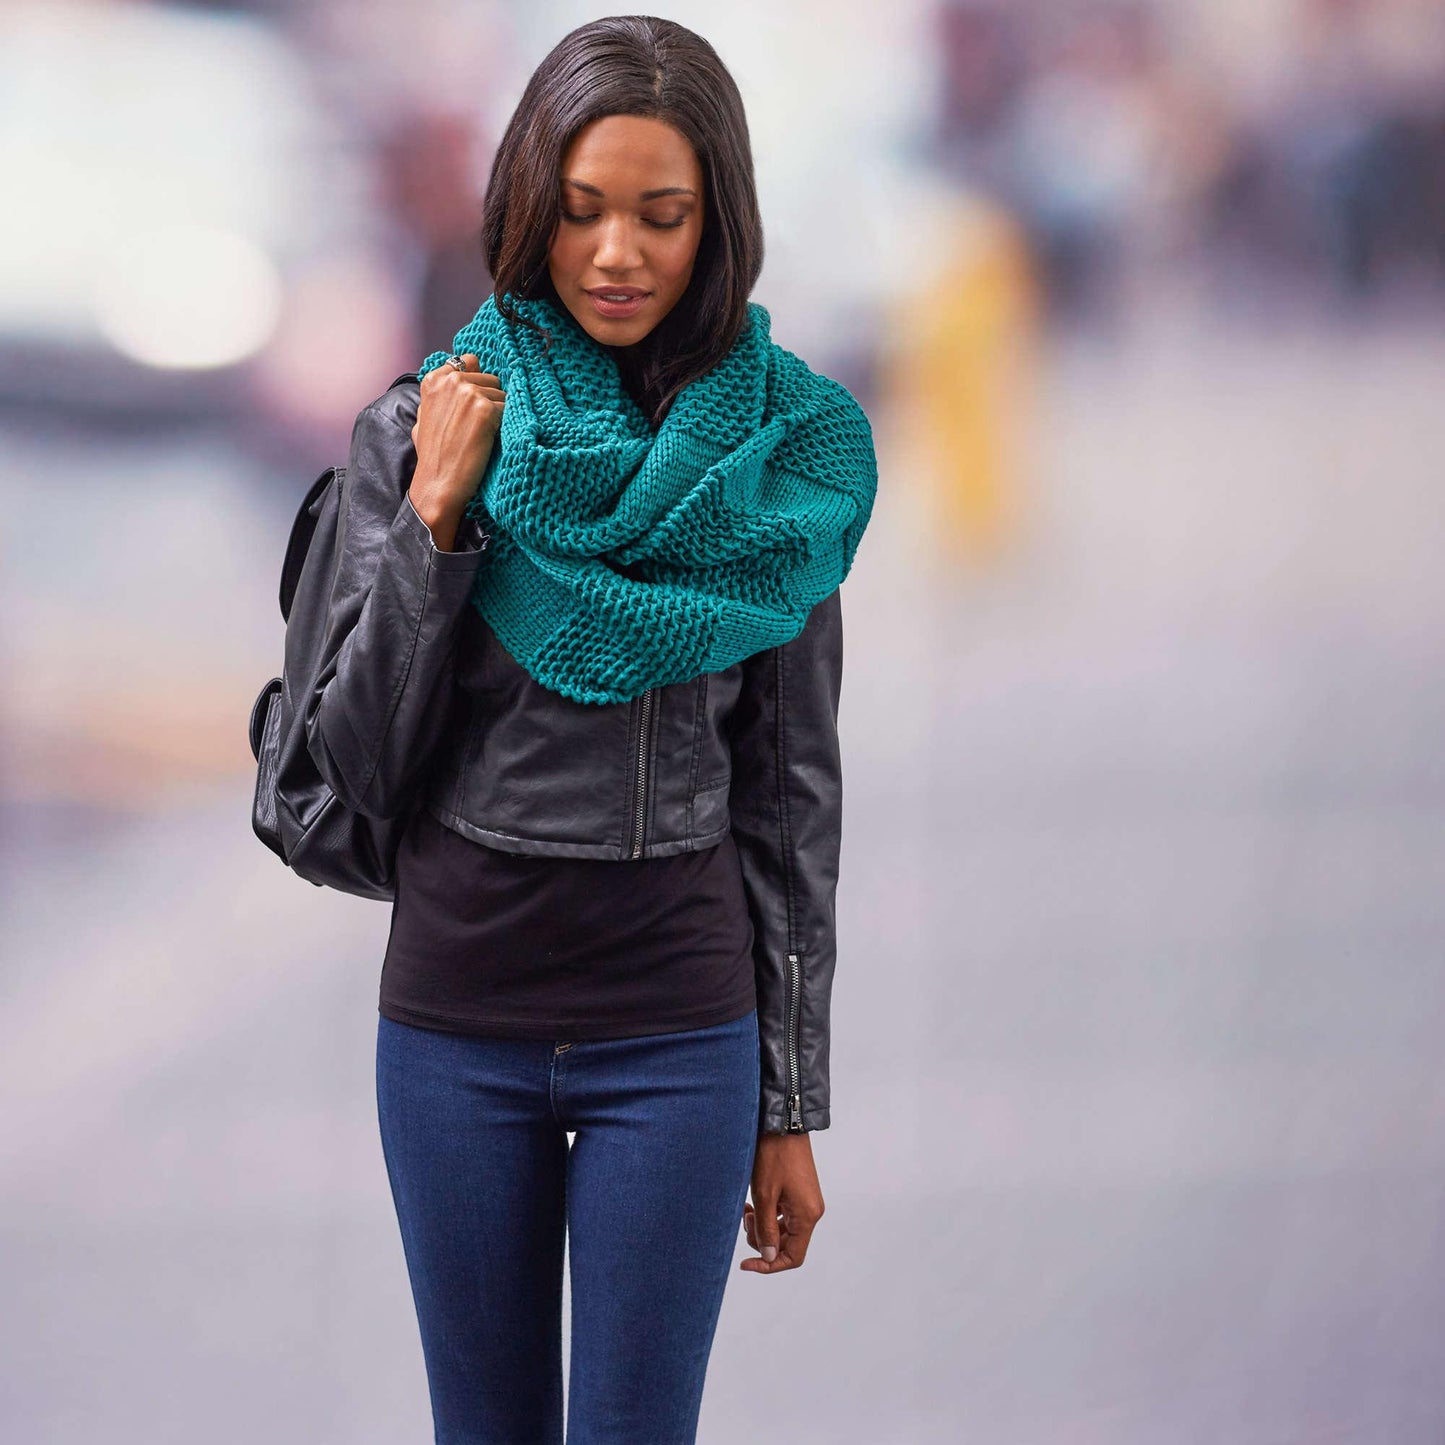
[656,228,703,285]
[547,229,583,272]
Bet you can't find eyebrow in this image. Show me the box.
[563,179,697,200]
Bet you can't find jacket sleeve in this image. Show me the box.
[304,400,488,819]
[728,587,845,1134]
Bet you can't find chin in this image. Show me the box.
[581,315,656,348]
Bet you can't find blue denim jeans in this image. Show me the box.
[375,1008,762,1444]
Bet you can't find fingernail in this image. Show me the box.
[762,1245,777,1262]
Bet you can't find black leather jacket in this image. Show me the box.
[305,376,845,1134]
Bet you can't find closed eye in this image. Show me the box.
[561,212,687,229]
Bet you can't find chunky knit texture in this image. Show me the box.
[417,292,877,705]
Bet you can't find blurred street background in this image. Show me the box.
[4,0,1445,1440]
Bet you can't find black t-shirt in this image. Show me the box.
[378,805,758,1041]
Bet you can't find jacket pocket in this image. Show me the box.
[249,676,285,861]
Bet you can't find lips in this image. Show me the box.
[585,288,651,320]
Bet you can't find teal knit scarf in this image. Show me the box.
[417,292,877,705]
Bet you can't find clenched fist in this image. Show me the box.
[408,354,506,552]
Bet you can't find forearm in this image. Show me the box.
[303,405,487,818]
[729,588,845,1133]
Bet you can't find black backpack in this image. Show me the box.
[248,376,420,900]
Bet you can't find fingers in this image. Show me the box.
[422,354,504,390]
[418,371,506,410]
[742,1201,758,1251]
[739,1190,822,1274]
[741,1197,772,1258]
[455,383,507,406]
[453,357,505,392]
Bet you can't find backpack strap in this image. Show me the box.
[279,465,341,622]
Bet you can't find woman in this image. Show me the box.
[308,16,877,1443]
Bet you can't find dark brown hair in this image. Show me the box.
[478,15,764,427]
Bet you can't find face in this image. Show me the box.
[546,114,706,347]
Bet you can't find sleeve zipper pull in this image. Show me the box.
[787,1094,803,1130]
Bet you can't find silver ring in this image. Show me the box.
[445,354,466,371]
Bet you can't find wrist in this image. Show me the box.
[407,482,465,552]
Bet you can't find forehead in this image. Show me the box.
[560,115,702,192]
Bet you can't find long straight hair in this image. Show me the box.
[478,15,764,428]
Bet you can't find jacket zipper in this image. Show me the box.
[785,950,803,1130]
[629,686,655,859]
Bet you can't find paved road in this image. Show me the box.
[4,301,1445,1442]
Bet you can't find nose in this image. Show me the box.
[591,216,644,272]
